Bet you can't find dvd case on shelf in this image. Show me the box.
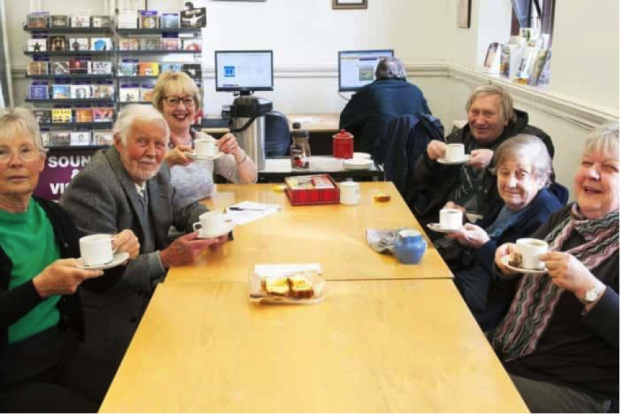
[52,108,72,123]
[118,59,138,76]
[89,61,113,75]
[92,84,114,100]
[70,84,92,99]
[161,63,183,73]
[91,37,112,51]
[50,131,71,146]
[41,131,51,146]
[139,37,160,51]
[27,12,49,29]
[93,130,113,145]
[33,109,52,124]
[161,36,179,51]
[138,62,159,76]
[120,84,140,102]
[52,61,70,76]
[28,38,47,52]
[50,15,69,28]
[70,38,89,52]
[180,7,206,28]
[119,38,140,51]
[52,85,71,99]
[48,36,68,52]
[74,108,93,123]
[181,38,201,52]
[93,108,114,122]
[28,61,49,75]
[28,84,49,100]
[91,15,111,28]
[161,13,180,29]
[139,10,158,29]
[69,59,89,74]
[70,131,91,146]
[140,83,155,101]
[182,63,202,78]
[71,14,91,28]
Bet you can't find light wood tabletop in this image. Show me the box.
[166,182,452,284]
[100,279,528,413]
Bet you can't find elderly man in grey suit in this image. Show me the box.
[60,104,227,372]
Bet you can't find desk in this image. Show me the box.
[258,157,384,183]
[100,279,528,413]
[202,113,340,155]
[165,182,451,284]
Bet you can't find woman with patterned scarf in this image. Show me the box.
[492,122,619,413]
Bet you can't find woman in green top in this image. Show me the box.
[0,107,139,413]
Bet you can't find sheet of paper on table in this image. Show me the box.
[224,201,281,225]
[254,263,323,278]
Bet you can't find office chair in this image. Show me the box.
[264,111,291,157]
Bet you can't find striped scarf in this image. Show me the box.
[492,204,619,361]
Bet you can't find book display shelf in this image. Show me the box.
[24,7,205,150]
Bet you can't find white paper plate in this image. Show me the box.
[353,152,371,160]
[77,252,129,270]
[343,158,373,170]
[437,155,471,165]
[426,222,462,234]
[500,255,548,275]
[197,222,235,239]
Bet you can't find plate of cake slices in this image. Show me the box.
[249,267,325,305]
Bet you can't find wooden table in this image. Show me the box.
[100,279,528,413]
[258,156,384,183]
[287,113,340,133]
[165,183,452,284]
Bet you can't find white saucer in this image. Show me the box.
[186,151,224,161]
[427,223,462,234]
[353,152,371,160]
[437,155,471,165]
[343,158,373,170]
[500,255,548,275]
[77,252,130,270]
[197,222,235,239]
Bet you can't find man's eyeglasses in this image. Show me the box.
[164,96,195,108]
[0,146,41,163]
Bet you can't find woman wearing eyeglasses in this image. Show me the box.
[152,71,257,206]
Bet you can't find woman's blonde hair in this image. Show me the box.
[584,121,619,159]
[152,71,201,113]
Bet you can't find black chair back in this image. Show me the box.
[265,111,291,157]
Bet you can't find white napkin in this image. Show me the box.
[224,201,281,225]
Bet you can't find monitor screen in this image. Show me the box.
[338,49,395,92]
[215,50,274,92]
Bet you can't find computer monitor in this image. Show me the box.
[338,49,395,92]
[215,50,274,93]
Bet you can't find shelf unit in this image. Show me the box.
[24,12,204,149]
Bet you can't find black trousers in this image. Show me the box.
[0,326,118,413]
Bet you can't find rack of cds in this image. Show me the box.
[115,9,204,108]
[24,12,116,149]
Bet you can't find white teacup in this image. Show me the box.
[193,211,227,238]
[515,238,548,270]
[80,234,115,266]
[439,208,463,230]
[444,143,465,161]
[194,138,217,158]
[340,181,361,205]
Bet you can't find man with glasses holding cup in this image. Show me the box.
[152,71,257,207]
[59,104,230,387]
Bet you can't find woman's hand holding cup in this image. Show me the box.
[165,144,192,167]
[495,242,518,276]
[33,259,104,299]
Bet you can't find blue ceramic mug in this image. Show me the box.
[394,229,427,265]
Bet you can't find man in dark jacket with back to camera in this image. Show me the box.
[411,84,555,233]
[339,57,431,155]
